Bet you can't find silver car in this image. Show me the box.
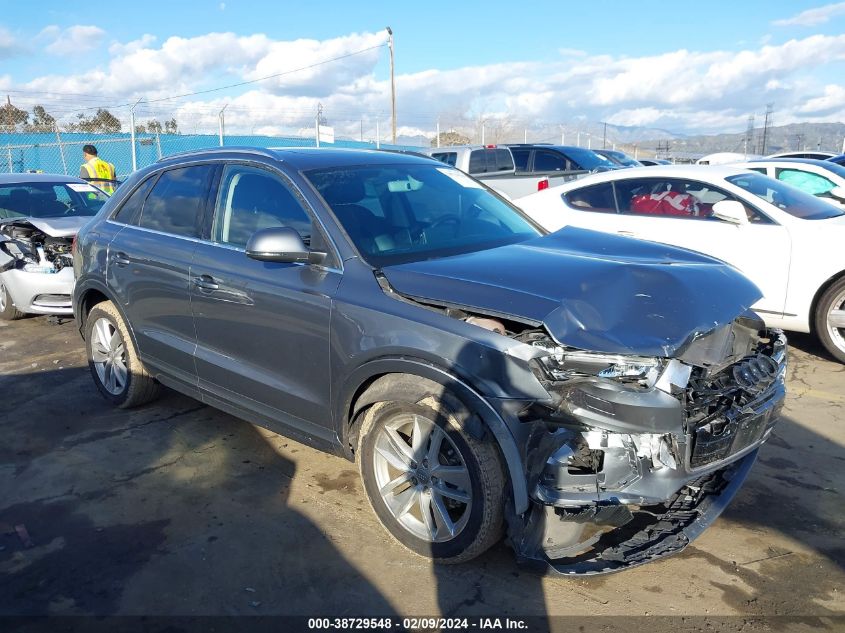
[0,174,109,320]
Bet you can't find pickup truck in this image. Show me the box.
[422,145,578,198]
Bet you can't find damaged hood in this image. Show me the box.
[0,216,90,238]
[381,226,762,357]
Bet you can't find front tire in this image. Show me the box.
[0,278,24,320]
[815,277,845,364]
[85,300,161,407]
[358,398,505,564]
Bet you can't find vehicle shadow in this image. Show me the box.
[0,365,397,617]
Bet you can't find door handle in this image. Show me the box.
[113,252,130,266]
[193,275,219,291]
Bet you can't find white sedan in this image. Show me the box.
[516,165,845,362]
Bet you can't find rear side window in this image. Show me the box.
[534,151,568,171]
[468,151,486,174]
[493,149,514,171]
[563,183,616,213]
[138,165,215,238]
[430,152,457,167]
[112,176,156,225]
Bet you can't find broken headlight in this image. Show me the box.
[532,345,663,388]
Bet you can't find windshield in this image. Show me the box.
[600,151,641,167]
[564,147,618,170]
[726,172,844,220]
[305,164,542,266]
[0,181,109,220]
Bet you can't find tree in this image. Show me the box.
[134,123,147,133]
[26,105,56,132]
[0,98,29,132]
[146,119,163,134]
[65,108,122,133]
[431,130,470,147]
[164,118,178,135]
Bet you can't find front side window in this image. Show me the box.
[0,181,108,220]
[306,164,541,266]
[213,165,312,248]
[775,168,836,196]
[615,178,766,222]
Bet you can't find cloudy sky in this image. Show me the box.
[1,0,844,140]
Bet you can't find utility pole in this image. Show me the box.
[560,126,565,145]
[436,117,440,148]
[759,103,773,156]
[576,131,581,147]
[218,104,228,147]
[360,118,364,142]
[315,103,323,148]
[602,122,607,149]
[376,116,380,149]
[744,115,755,158]
[129,97,143,172]
[481,121,485,145]
[524,128,527,143]
[386,27,396,144]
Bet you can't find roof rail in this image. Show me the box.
[156,146,280,163]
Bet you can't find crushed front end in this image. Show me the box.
[508,315,786,574]
[0,219,76,314]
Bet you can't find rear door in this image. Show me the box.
[106,164,216,386]
[189,162,341,439]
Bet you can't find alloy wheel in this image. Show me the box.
[90,317,128,395]
[372,412,472,543]
[827,288,845,355]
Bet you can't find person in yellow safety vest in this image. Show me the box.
[79,144,116,195]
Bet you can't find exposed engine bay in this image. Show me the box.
[0,219,75,274]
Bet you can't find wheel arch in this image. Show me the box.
[75,281,141,352]
[809,269,845,333]
[337,358,530,515]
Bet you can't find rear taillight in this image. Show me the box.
[538,179,549,191]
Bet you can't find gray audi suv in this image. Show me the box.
[73,147,786,574]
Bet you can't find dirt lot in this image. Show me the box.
[1,315,843,629]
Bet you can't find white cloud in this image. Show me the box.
[0,26,17,59]
[11,29,845,138]
[44,25,106,55]
[796,84,845,115]
[773,2,845,26]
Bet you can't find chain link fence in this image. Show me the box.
[0,128,423,179]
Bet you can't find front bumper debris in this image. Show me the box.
[508,328,786,575]
[512,450,757,575]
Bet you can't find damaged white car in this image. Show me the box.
[0,174,108,320]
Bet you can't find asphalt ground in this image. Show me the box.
[0,315,843,632]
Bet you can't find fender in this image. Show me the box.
[337,357,530,514]
[73,278,141,352]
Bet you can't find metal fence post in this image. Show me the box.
[156,132,162,159]
[55,124,68,175]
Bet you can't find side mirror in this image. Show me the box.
[829,186,845,201]
[245,227,325,264]
[711,200,748,225]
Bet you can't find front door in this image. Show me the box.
[189,163,341,438]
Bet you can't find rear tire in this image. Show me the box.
[357,396,505,564]
[814,277,845,364]
[0,278,24,320]
[85,300,161,407]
